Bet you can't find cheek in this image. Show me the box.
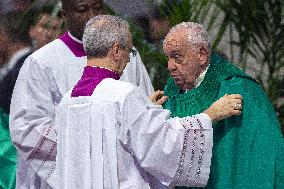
[68,14,85,27]
[179,64,196,80]
[81,14,91,24]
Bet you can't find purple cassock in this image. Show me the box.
[71,66,121,97]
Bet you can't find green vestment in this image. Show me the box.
[0,107,16,189]
[163,53,284,189]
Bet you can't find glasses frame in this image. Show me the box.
[130,48,137,57]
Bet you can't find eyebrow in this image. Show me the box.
[171,50,182,55]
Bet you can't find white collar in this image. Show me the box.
[194,66,209,88]
[91,66,118,74]
[68,31,83,44]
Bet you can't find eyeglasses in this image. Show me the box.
[130,48,137,57]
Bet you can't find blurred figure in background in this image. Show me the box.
[0,2,62,189]
[0,13,32,189]
[148,6,170,44]
[0,14,32,113]
[0,0,33,14]
[29,3,64,50]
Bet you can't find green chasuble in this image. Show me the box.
[163,53,284,189]
[0,107,16,189]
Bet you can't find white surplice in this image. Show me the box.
[9,33,154,189]
[55,78,213,189]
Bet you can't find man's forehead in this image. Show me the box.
[164,31,188,50]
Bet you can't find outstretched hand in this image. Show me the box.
[204,94,243,122]
[149,90,168,105]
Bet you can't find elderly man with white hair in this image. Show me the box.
[55,15,243,189]
[162,22,284,189]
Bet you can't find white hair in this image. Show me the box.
[83,15,129,58]
[167,22,210,48]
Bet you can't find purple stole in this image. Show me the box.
[71,66,120,97]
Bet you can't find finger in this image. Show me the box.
[152,90,163,97]
[233,109,242,115]
[227,94,243,99]
[230,100,242,110]
[156,96,168,105]
[156,91,164,99]
[235,99,242,104]
[149,90,161,101]
[237,103,242,110]
[230,99,242,106]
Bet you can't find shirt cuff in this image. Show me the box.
[196,113,212,130]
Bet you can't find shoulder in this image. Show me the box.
[58,79,140,110]
[27,39,71,68]
[31,39,64,58]
[221,76,261,93]
[219,76,273,107]
[95,78,150,105]
[19,39,77,78]
[95,79,136,98]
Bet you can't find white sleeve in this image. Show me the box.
[120,47,154,96]
[9,56,59,184]
[119,88,213,187]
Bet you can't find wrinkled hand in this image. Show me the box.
[149,90,168,105]
[204,94,243,122]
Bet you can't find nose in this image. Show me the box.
[167,59,177,71]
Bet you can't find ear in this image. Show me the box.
[198,46,209,66]
[111,42,121,62]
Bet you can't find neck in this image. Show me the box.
[68,31,82,43]
[68,31,82,42]
[87,58,120,74]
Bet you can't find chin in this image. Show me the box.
[173,79,184,88]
